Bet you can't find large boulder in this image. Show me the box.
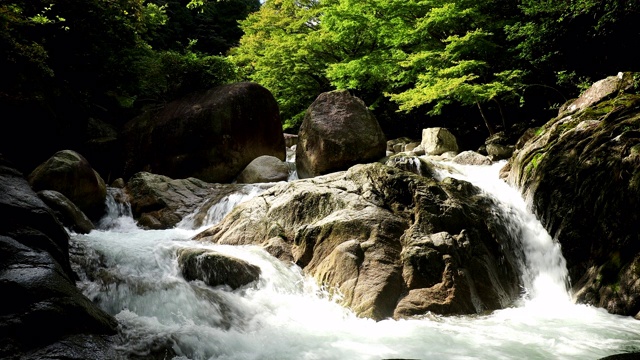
[122,82,286,183]
[125,172,274,229]
[295,90,387,179]
[504,76,640,318]
[194,162,521,320]
[27,150,107,221]
[0,156,118,358]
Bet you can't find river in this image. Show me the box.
[69,160,640,360]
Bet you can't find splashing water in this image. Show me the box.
[433,160,571,310]
[70,162,640,360]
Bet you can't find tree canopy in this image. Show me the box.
[230,0,640,138]
[2,0,639,152]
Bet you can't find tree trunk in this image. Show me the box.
[477,102,496,135]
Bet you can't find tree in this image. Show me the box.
[230,0,333,131]
[231,0,524,135]
[506,0,640,95]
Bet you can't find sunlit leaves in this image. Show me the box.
[231,0,525,131]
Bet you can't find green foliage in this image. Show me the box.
[146,0,260,55]
[229,0,331,131]
[231,0,526,133]
[1,0,251,114]
[134,47,240,103]
[506,0,640,97]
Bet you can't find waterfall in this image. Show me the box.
[68,162,640,360]
[433,160,571,307]
[177,185,267,231]
[97,187,138,231]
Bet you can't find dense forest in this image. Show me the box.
[2,0,639,173]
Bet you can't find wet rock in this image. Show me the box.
[504,74,640,317]
[0,155,117,358]
[194,162,521,320]
[28,150,107,221]
[177,248,261,289]
[37,190,95,234]
[125,171,274,229]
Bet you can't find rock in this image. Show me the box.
[37,190,95,234]
[421,128,459,155]
[504,79,640,317]
[295,90,387,179]
[122,82,285,183]
[0,155,117,358]
[284,133,298,148]
[193,162,520,320]
[452,151,492,166]
[235,155,290,184]
[82,117,123,186]
[558,72,635,117]
[485,143,515,161]
[177,248,261,289]
[27,150,107,220]
[125,172,274,229]
[384,154,435,177]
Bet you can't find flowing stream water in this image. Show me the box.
[69,161,640,360]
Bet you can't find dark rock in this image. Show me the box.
[122,82,285,183]
[37,190,95,234]
[28,150,107,221]
[177,248,261,289]
[505,80,640,317]
[0,155,117,358]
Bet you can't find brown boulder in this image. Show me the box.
[194,162,521,320]
[295,90,387,179]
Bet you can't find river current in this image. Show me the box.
[69,160,640,360]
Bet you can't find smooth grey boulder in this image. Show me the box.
[235,155,290,184]
[452,151,492,166]
[421,128,459,156]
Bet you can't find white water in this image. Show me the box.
[69,162,640,360]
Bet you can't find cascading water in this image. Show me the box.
[69,161,640,360]
[432,160,571,308]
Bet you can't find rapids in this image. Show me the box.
[69,160,640,360]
